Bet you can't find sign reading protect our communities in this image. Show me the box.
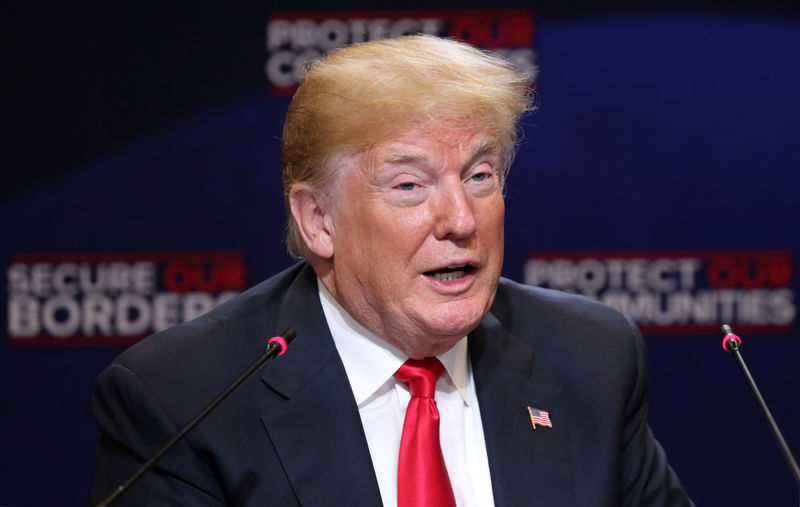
[525,251,795,335]
[265,10,537,92]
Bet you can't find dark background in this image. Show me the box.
[3,1,800,505]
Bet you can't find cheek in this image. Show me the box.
[379,208,435,253]
[391,202,434,229]
[479,198,505,237]
[340,207,430,277]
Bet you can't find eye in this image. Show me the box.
[464,163,500,196]
[396,182,418,191]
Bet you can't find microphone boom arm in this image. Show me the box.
[96,327,297,507]
[720,324,800,489]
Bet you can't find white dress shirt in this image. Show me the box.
[318,280,495,507]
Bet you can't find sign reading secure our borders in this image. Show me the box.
[6,251,247,346]
[265,10,537,93]
[525,251,795,335]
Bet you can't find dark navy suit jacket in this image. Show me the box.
[92,262,693,506]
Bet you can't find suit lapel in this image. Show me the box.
[470,311,577,507]
[259,265,383,507]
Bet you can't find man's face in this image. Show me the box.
[324,124,505,358]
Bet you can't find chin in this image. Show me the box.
[423,305,486,338]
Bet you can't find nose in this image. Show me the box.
[433,179,477,241]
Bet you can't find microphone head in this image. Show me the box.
[719,324,734,339]
[719,324,742,353]
[280,327,297,345]
[267,328,297,356]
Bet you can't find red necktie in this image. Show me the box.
[394,358,457,507]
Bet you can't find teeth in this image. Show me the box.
[433,270,466,282]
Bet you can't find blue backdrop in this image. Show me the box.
[3,4,799,506]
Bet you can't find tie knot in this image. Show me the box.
[394,357,444,398]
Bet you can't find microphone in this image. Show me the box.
[96,327,298,507]
[719,324,800,489]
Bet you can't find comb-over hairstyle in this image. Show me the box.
[282,34,534,257]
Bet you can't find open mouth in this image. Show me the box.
[423,264,477,282]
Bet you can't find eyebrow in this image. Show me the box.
[383,151,427,164]
[472,137,500,158]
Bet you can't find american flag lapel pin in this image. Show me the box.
[527,406,553,429]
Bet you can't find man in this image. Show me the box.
[92,35,693,506]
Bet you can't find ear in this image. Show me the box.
[289,184,334,259]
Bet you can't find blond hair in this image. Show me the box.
[282,34,533,257]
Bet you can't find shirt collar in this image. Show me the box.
[317,279,471,406]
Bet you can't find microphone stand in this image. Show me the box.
[96,328,297,507]
[719,324,800,491]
